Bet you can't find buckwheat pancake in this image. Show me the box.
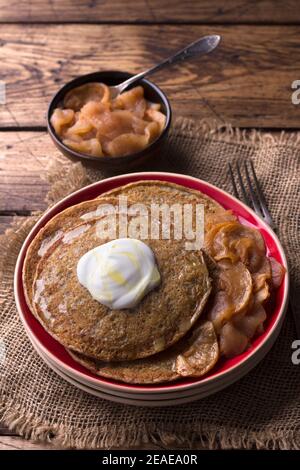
[23,196,123,311]
[68,320,219,384]
[23,181,223,313]
[23,180,226,363]
[30,212,211,361]
[98,180,223,222]
[24,182,221,307]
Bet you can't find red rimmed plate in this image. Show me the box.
[14,172,289,396]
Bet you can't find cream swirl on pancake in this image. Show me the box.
[77,238,161,309]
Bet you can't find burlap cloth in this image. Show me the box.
[1,118,300,450]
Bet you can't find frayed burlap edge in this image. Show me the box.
[2,399,300,450]
[178,117,300,148]
[1,117,300,450]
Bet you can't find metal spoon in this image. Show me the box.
[109,34,221,99]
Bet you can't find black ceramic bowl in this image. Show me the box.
[47,71,172,170]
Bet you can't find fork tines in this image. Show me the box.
[228,161,276,230]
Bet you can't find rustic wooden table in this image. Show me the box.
[0,0,299,450]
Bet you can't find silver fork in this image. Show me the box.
[228,161,298,338]
[228,161,276,230]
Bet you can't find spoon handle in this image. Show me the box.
[116,35,221,94]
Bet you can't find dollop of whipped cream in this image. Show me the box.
[77,238,161,309]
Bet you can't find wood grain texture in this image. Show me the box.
[0,425,17,436]
[0,434,169,450]
[0,132,50,211]
[0,0,300,24]
[0,24,299,129]
[0,216,18,234]
[0,435,64,450]
[0,128,285,214]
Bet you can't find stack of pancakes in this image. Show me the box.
[22,181,247,384]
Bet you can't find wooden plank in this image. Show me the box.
[0,1,300,24]
[0,128,285,213]
[0,216,17,234]
[0,24,299,129]
[0,425,18,436]
[0,434,169,450]
[0,435,65,450]
[0,132,50,211]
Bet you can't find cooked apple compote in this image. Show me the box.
[50,83,166,157]
[204,211,286,358]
